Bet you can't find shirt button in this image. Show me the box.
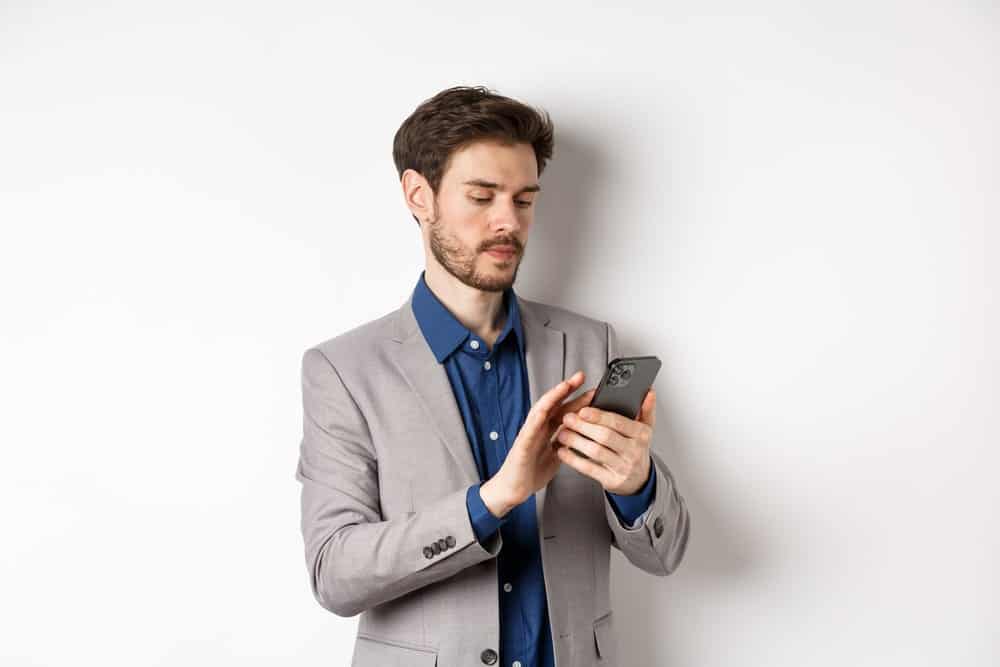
[513,661,522,667]
[470,340,480,350]
[489,431,499,441]
[503,582,512,592]
[484,360,491,370]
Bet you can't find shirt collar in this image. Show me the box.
[411,269,525,363]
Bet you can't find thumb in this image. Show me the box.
[637,388,656,427]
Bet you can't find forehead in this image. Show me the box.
[443,140,539,187]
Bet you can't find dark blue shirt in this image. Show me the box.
[410,270,656,667]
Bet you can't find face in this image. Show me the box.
[419,140,540,293]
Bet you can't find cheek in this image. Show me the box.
[447,201,484,227]
[435,207,480,241]
[460,222,488,247]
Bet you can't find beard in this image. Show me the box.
[426,207,524,293]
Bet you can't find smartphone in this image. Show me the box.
[566,355,661,459]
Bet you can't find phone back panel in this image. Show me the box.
[588,356,661,420]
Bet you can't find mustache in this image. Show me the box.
[482,239,521,252]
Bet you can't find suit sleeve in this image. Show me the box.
[295,347,504,617]
[601,321,691,575]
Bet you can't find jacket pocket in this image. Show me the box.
[593,610,616,663]
[352,634,438,667]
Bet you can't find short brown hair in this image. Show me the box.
[393,85,555,226]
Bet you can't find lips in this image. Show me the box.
[486,246,516,258]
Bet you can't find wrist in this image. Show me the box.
[480,476,521,518]
[611,455,653,497]
[627,455,654,495]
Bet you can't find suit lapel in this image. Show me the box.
[393,293,480,485]
[517,294,566,531]
[391,291,566,526]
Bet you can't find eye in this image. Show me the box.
[470,197,533,207]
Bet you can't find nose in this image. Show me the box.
[489,199,525,235]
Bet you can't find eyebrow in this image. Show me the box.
[462,179,542,195]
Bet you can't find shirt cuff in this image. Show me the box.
[466,481,508,545]
[605,456,657,527]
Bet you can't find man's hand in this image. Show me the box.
[554,388,657,495]
[480,371,596,517]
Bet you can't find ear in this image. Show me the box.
[401,168,434,223]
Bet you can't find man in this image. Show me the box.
[295,85,690,666]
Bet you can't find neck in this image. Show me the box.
[424,264,508,345]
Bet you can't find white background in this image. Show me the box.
[1,2,996,665]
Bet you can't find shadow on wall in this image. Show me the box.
[518,124,763,665]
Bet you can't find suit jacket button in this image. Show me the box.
[436,538,448,550]
[480,648,498,664]
[445,535,456,548]
[432,542,442,554]
[653,516,664,538]
[423,546,434,559]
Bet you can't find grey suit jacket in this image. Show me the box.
[295,291,690,666]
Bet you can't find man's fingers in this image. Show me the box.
[544,388,596,445]
[546,378,598,426]
[553,387,597,422]
[531,371,585,425]
[555,444,615,488]
[570,387,597,410]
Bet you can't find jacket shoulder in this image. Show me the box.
[520,296,609,333]
[303,304,399,369]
